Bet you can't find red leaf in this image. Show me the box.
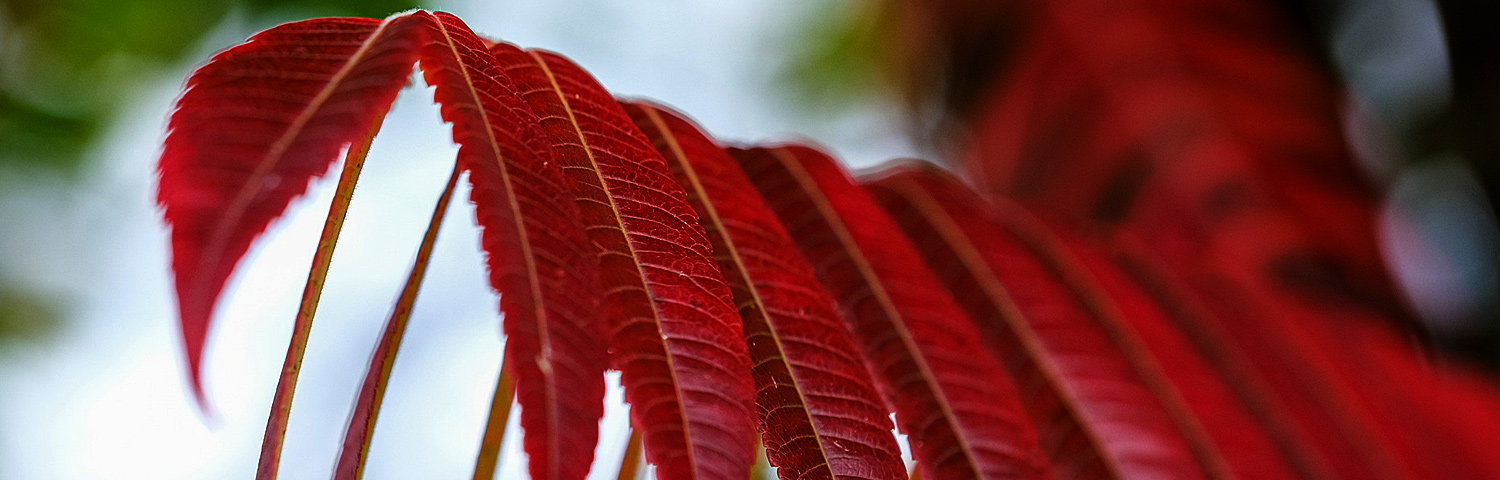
[934,1,1500,472]
[1200,255,1500,480]
[336,12,612,480]
[1110,242,1425,480]
[1049,229,1337,480]
[731,145,1052,480]
[624,102,907,480]
[955,0,1409,328]
[863,164,1228,480]
[1365,348,1500,480]
[157,15,426,405]
[488,43,755,480]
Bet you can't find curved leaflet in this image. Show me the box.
[625,101,906,480]
[731,145,1052,480]
[1046,225,1336,480]
[1111,241,1420,480]
[409,12,609,480]
[864,164,1226,480]
[488,43,755,480]
[157,14,425,407]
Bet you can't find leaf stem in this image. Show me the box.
[332,161,464,479]
[473,349,516,480]
[616,428,644,480]
[256,114,385,480]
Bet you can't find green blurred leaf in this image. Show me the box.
[0,0,417,172]
[0,286,60,345]
[779,0,896,114]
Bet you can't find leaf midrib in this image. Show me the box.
[879,177,1125,479]
[527,52,700,479]
[639,107,835,476]
[430,16,558,477]
[766,147,987,479]
[197,17,394,295]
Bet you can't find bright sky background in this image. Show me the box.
[0,0,923,478]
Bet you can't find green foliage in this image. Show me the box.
[0,0,417,173]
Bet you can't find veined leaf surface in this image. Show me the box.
[489,43,755,480]
[152,8,1500,480]
[625,101,906,480]
[864,164,1226,480]
[732,145,1052,480]
[157,14,426,404]
[353,12,606,480]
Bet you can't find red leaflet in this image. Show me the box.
[1367,347,1500,480]
[955,0,1408,329]
[1205,258,1485,480]
[1049,229,1337,480]
[488,44,755,480]
[158,9,1500,480]
[731,145,1052,480]
[1110,242,1420,480]
[341,12,611,480]
[157,15,425,405]
[864,164,1226,480]
[1113,260,1354,480]
[1315,307,1500,480]
[942,1,1480,472]
[624,102,906,480]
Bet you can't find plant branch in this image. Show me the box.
[256,113,386,480]
[473,349,516,480]
[616,428,643,480]
[333,161,465,479]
